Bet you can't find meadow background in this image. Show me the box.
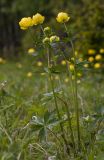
[0,0,104,160]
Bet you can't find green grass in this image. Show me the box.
[0,60,104,160]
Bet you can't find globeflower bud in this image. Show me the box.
[50,35,60,43]
[42,37,50,44]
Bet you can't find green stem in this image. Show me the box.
[46,47,70,155]
[64,23,81,149]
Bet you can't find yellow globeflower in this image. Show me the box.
[77,72,82,77]
[61,60,66,66]
[32,13,45,25]
[19,17,33,30]
[94,63,101,69]
[28,48,35,54]
[88,49,95,55]
[88,57,94,62]
[69,64,75,71]
[27,72,33,77]
[95,54,102,61]
[56,12,70,23]
[99,48,104,54]
[37,61,43,67]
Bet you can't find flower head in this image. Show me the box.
[37,61,43,67]
[99,48,104,54]
[88,49,95,55]
[28,48,35,55]
[88,56,94,62]
[69,64,75,71]
[94,63,101,69]
[50,35,60,43]
[27,72,33,77]
[56,12,70,23]
[32,13,45,25]
[19,17,33,30]
[95,54,102,61]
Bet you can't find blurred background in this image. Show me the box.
[0,0,104,58]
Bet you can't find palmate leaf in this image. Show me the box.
[30,110,60,141]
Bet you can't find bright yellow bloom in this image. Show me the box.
[37,61,43,67]
[32,13,45,25]
[88,49,95,55]
[84,64,89,68]
[56,12,70,23]
[50,35,60,43]
[27,72,33,77]
[42,37,50,44]
[88,57,94,62]
[61,60,66,65]
[99,48,104,54]
[28,48,35,54]
[95,54,102,61]
[69,64,75,71]
[19,17,33,30]
[94,63,101,69]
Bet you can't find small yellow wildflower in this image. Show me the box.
[95,54,102,61]
[99,48,104,54]
[84,64,89,68]
[37,61,43,67]
[28,48,35,54]
[64,78,69,83]
[88,57,94,62]
[56,12,70,23]
[50,35,60,43]
[27,72,33,77]
[42,37,50,44]
[94,63,101,69]
[61,60,66,66]
[32,13,45,25]
[69,64,75,71]
[88,49,95,55]
[19,17,33,30]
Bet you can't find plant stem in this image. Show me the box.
[64,23,81,150]
[46,47,70,155]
